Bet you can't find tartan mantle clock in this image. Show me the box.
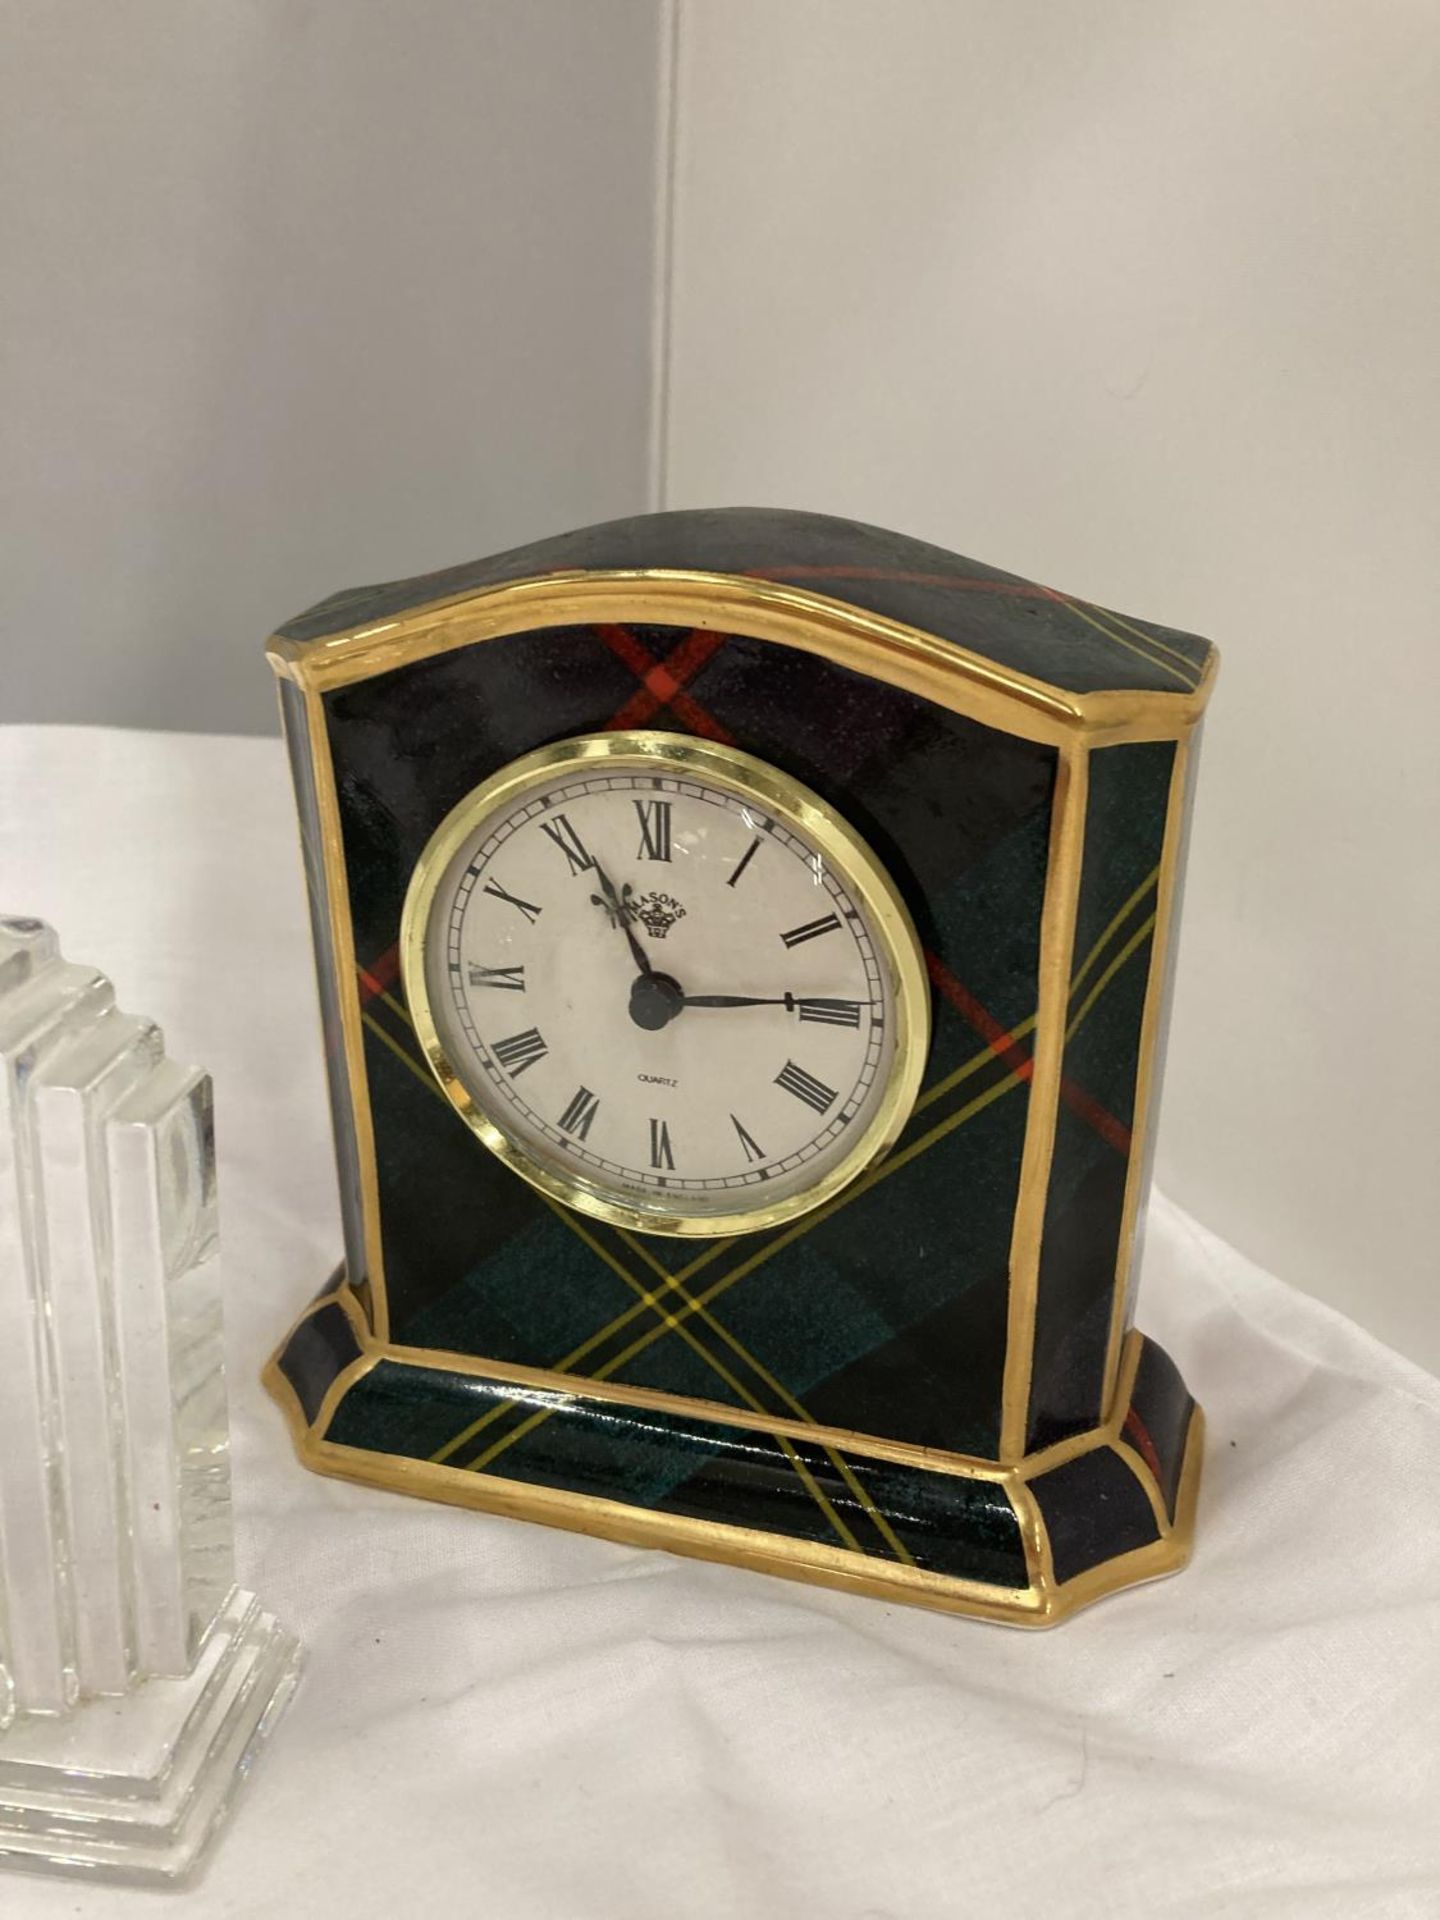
[264,508,1216,1627]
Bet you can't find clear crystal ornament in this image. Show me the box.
[0,916,300,1884]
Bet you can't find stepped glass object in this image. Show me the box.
[265,508,1216,1626]
[0,916,300,1884]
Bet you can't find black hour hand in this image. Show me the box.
[591,867,653,978]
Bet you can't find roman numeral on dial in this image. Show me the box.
[539,812,593,876]
[796,997,862,1027]
[649,1117,675,1170]
[482,878,542,923]
[491,1027,548,1077]
[634,798,672,862]
[731,1114,766,1163]
[780,913,841,948]
[774,1059,837,1115]
[558,1086,600,1141]
[468,963,525,991]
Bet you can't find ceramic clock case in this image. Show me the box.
[264,508,1216,1627]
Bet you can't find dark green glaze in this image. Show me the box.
[275,1295,360,1426]
[280,677,371,1297]
[329,626,1053,1459]
[1128,1338,1196,1522]
[277,508,1213,698]
[271,510,1210,1602]
[325,1358,1030,1588]
[1026,743,1174,1451]
[1029,1445,1160,1584]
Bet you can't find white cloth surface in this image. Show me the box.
[1,722,1437,1920]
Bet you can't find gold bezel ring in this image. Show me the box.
[399,730,932,1239]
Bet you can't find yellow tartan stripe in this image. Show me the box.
[465,1065,1028,1480]
[361,1006,865,1552]
[776,1440,866,1553]
[615,1227,914,1565]
[466,1197,861,1550]
[427,1201,694,1466]
[363,1004,466,1099]
[436,1003,1041,1428]
[432,1013,1039,1535]
[1065,914,1156,1042]
[459,1384,859,1556]
[1083,602,1205,678]
[1067,867,1159,1001]
[368,847,1153,1498]
[458,900,1158,1482]
[1052,595,1198,691]
[466,1404,551,1472]
[661,1008,1040,1297]
[547,1205,865,1553]
[376,984,413,1026]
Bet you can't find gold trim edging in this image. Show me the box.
[293,682,390,1343]
[1099,735,1194,1419]
[266,570,1215,746]
[268,566,1211,1383]
[264,561,1211,1625]
[999,740,1088,1459]
[262,1314,1202,1630]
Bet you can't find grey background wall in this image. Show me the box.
[659,0,1440,1368]
[0,0,662,733]
[4,1,1436,1369]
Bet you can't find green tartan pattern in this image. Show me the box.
[1025,742,1175,1450]
[271,510,1209,1599]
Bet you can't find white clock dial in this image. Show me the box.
[402,734,929,1236]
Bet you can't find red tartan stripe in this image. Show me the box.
[1123,1408,1163,1484]
[925,953,1034,1080]
[597,623,725,691]
[357,621,1125,1150]
[746,564,1055,599]
[357,625,734,1004]
[1060,1079,1132,1155]
[595,622,664,680]
[603,685,666,731]
[357,947,400,1005]
[663,690,735,744]
[361,939,1129,1153]
[926,951,1130,1155]
[604,682,736,743]
[598,624,735,743]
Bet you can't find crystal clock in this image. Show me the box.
[264,508,1217,1626]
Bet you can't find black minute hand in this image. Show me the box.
[682,994,789,1008]
[682,993,864,1012]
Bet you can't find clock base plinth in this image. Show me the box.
[265,1280,1202,1629]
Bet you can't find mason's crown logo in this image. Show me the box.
[632,891,686,939]
[591,881,688,940]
